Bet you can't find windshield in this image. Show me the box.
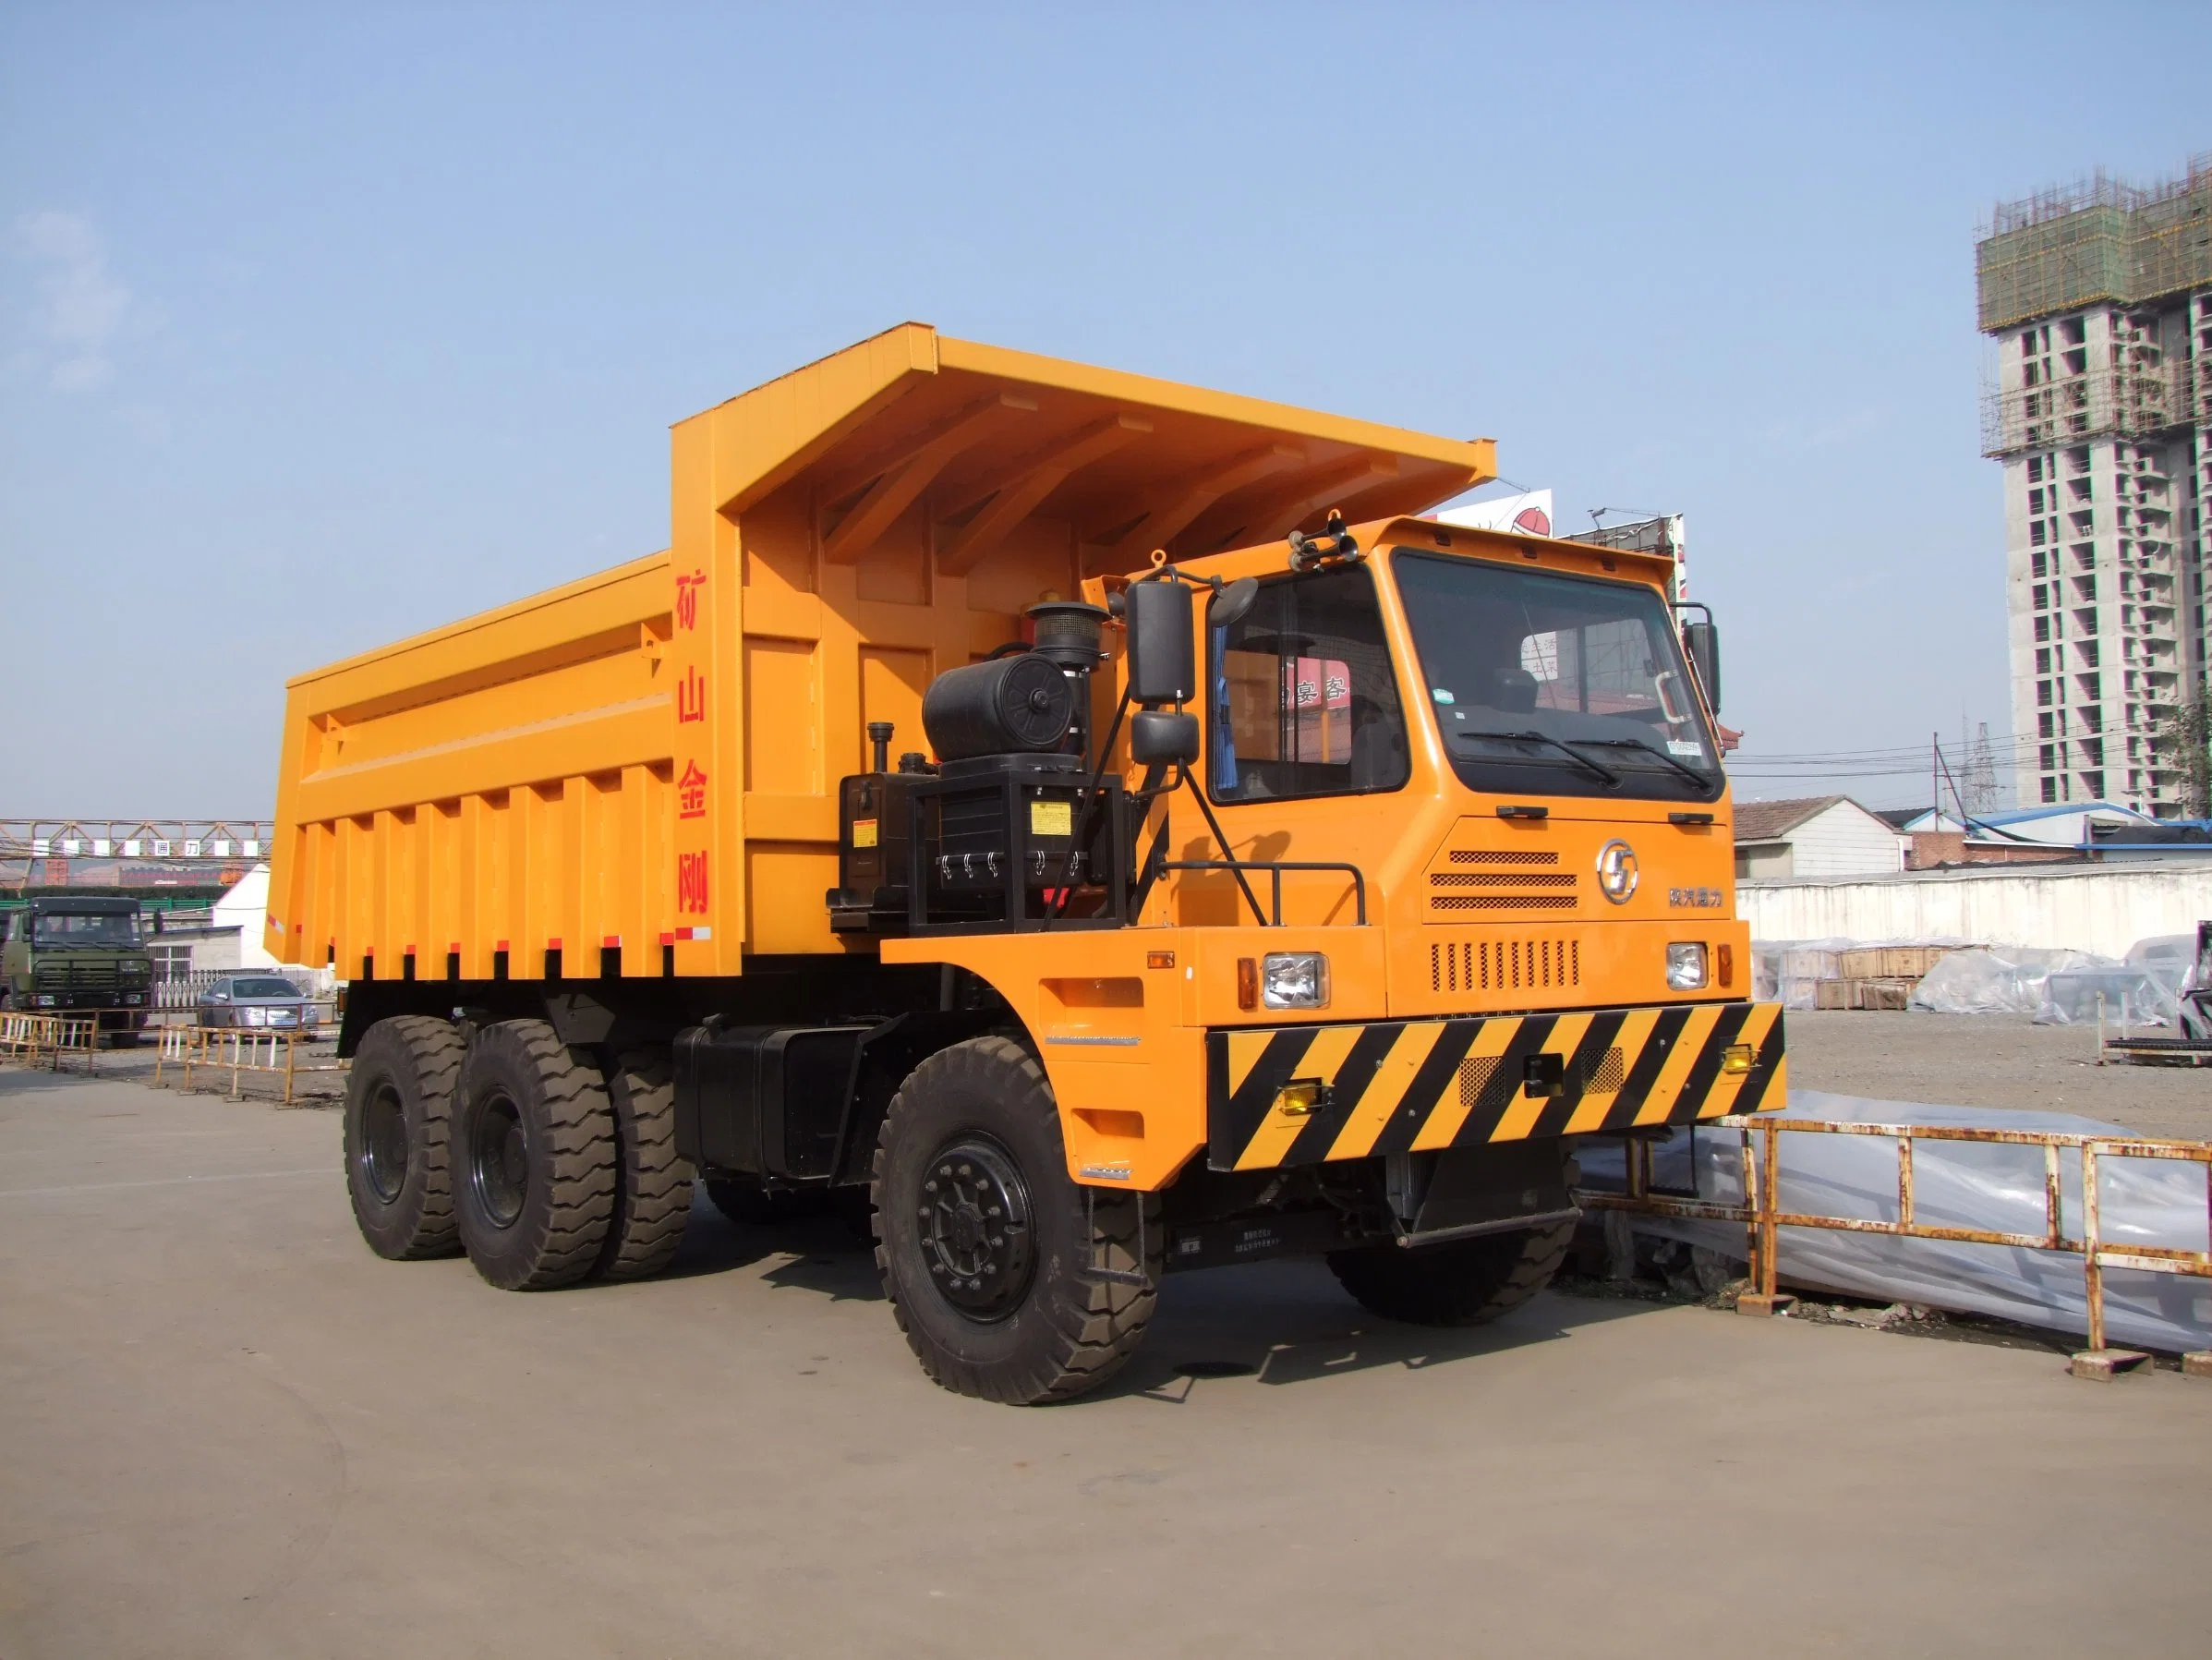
[30,910,142,946]
[1391,550,1722,803]
[227,977,301,999]
[1206,564,1409,802]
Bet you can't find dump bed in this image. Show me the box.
[265,323,1494,978]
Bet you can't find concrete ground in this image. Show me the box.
[1786,1010,2210,1139]
[3,1068,2206,1660]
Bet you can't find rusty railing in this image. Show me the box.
[1580,1114,2212,1377]
[153,1024,346,1106]
[0,1010,104,1072]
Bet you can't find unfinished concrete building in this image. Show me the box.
[1978,156,2212,816]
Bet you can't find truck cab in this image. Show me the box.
[2,896,157,1038]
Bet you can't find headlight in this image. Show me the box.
[34,995,57,1007]
[1666,942,1709,990]
[1261,951,1330,1010]
[244,1005,269,1025]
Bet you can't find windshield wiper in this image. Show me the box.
[1570,735,1714,789]
[1452,729,1621,786]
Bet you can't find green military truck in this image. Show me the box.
[0,896,157,1041]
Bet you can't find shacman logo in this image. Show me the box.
[1596,839,1638,904]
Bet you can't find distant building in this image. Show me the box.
[1889,800,2208,863]
[1976,155,2212,817]
[1734,796,1905,879]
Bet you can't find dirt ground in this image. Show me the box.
[1785,1011,2209,1140]
[2,1068,2206,1660]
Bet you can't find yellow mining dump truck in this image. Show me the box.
[271,324,1782,1402]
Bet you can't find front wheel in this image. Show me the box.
[1327,1216,1575,1327]
[872,1036,1157,1405]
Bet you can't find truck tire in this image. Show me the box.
[1326,1217,1576,1327]
[453,1020,616,1290]
[591,1048,695,1281]
[871,1036,1158,1405]
[343,1015,466,1260]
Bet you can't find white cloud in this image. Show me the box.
[17,210,134,391]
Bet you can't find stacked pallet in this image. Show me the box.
[1814,946,1954,1012]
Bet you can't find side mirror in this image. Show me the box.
[1683,620,1721,714]
[1129,709,1201,767]
[1125,578,1195,707]
[1212,576,1259,630]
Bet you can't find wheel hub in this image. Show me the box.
[917,1136,1034,1320]
[359,1083,409,1204]
[468,1094,529,1230]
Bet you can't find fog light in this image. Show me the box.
[1720,1043,1754,1075]
[1261,951,1329,1010]
[1272,1080,1328,1119]
[1665,942,1708,989]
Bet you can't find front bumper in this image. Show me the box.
[1207,1000,1784,1173]
[26,990,149,1011]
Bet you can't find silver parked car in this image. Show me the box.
[196,975,318,1030]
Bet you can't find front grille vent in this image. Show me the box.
[34,962,124,989]
[1431,938,1580,993]
[1457,1046,1623,1108]
[1431,850,1577,913]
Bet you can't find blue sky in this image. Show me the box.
[2,2,2203,818]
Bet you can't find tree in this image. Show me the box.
[2153,679,2211,818]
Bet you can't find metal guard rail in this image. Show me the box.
[1579,1113,2212,1372]
[154,1025,346,1106]
[1157,859,1369,926]
[0,1011,104,1071]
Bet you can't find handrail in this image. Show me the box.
[1578,1113,2212,1376]
[1158,859,1369,926]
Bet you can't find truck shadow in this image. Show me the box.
[1097,1260,1663,1402]
[660,1206,1672,1392]
[658,1201,883,1296]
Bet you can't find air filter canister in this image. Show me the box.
[921,653,1076,761]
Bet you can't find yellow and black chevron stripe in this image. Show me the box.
[1207,1002,1785,1173]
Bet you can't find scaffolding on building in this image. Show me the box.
[1976,154,2212,332]
[1976,156,2212,460]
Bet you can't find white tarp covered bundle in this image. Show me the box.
[1752,934,2188,1025]
[1908,944,2179,1025]
[1580,1090,2212,1354]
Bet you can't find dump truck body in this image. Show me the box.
[277,325,1782,1401]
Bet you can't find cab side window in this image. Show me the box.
[1208,565,1408,802]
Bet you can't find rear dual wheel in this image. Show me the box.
[344,1015,467,1259]
[345,1017,691,1288]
